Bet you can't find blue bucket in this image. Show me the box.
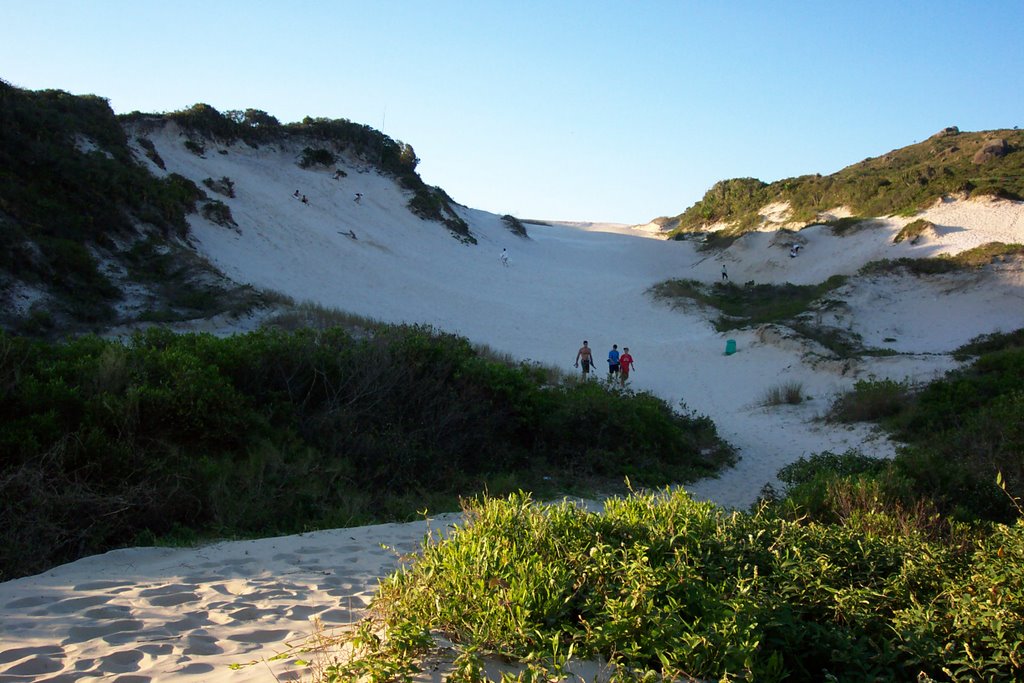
[725,339,737,355]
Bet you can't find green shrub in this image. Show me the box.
[761,380,804,405]
[649,276,847,331]
[346,489,1013,682]
[200,200,236,228]
[893,218,933,243]
[298,146,336,168]
[954,328,1024,360]
[501,214,528,237]
[828,378,910,423]
[136,137,165,169]
[201,176,235,197]
[183,139,205,156]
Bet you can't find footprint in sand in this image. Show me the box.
[38,594,110,614]
[63,620,144,645]
[3,595,53,609]
[1,653,65,676]
[96,649,145,674]
[148,591,201,607]
[183,634,223,656]
[72,579,135,591]
[226,628,293,644]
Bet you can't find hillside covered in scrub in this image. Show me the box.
[661,126,1024,236]
[0,81,467,336]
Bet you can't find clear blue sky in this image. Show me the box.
[3,1,1022,224]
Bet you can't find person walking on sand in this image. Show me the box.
[607,344,620,379]
[574,340,594,379]
[721,264,729,281]
[619,347,635,384]
[500,248,509,267]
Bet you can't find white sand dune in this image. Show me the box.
[1,124,1021,681]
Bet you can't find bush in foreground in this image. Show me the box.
[336,490,1022,682]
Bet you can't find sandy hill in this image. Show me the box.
[126,120,1024,508]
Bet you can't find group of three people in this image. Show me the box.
[574,341,635,383]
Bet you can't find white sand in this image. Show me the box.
[2,124,1021,680]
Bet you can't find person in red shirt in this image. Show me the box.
[618,347,635,385]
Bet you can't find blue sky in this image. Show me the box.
[3,1,1022,224]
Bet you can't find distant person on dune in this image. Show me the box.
[721,264,728,281]
[500,248,509,266]
[575,340,594,379]
[619,347,635,384]
[607,344,620,378]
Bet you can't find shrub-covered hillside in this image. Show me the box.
[668,126,1024,235]
[131,102,471,240]
[0,324,734,581]
[0,81,469,336]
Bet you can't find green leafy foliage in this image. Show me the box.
[358,490,1022,682]
[893,218,934,244]
[501,214,528,238]
[861,242,1024,277]
[0,325,732,580]
[817,345,1024,523]
[670,128,1024,235]
[828,378,910,423]
[649,276,847,331]
[298,146,336,168]
[0,81,212,330]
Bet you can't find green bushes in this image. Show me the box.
[761,380,804,406]
[822,346,1024,523]
[298,146,336,168]
[342,489,1021,682]
[200,199,236,228]
[201,175,235,197]
[893,218,933,243]
[501,214,528,237]
[649,276,848,331]
[828,378,910,422]
[669,128,1024,235]
[0,325,732,580]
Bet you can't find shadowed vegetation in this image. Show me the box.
[0,324,733,580]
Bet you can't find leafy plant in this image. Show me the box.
[761,380,805,406]
[338,489,1019,681]
[893,218,934,244]
[649,276,848,331]
[201,176,235,197]
[201,200,237,228]
[298,146,336,168]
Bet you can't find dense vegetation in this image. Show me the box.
[332,490,1022,682]
[649,276,847,332]
[669,127,1024,235]
[0,80,222,330]
[0,82,269,334]
[0,325,733,581]
[825,336,1024,523]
